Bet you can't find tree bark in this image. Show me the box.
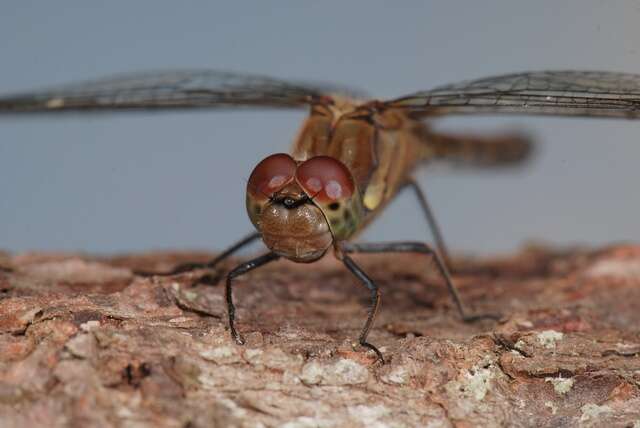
[0,245,639,427]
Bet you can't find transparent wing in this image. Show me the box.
[385,71,640,119]
[0,69,365,113]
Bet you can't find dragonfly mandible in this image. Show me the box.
[2,70,640,362]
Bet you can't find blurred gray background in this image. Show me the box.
[1,1,639,255]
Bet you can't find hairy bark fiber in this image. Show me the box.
[0,245,639,427]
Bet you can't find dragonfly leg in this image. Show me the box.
[341,254,385,363]
[402,179,452,269]
[135,231,261,277]
[341,241,499,323]
[226,252,280,345]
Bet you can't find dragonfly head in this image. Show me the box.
[246,153,363,263]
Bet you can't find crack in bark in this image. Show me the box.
[601,349,640,357]
[11,308,44,336]
[173,298,221,319]
[491,333,531,358]
[495,359,516,381]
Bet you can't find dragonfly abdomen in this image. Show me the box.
[417,127,534,168]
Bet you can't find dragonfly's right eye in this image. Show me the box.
[247,153,297,199]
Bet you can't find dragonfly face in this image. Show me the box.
[246,153,363,262]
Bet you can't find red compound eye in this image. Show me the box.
[296,156,355,202]
[247,153,297,199]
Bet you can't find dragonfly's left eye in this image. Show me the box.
[247,153,297,199]
[296,156,355,202]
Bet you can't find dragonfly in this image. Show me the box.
[1,70,640,362]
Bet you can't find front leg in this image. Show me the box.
[225,252,280,345]
[341,241,499,322]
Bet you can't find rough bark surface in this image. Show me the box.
[0,245,639,427]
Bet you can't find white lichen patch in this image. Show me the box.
[537,330,564,349]
[514,340,527,350]
[80,320,100,332]
[181,290,199,301]
[545,401,558,415]
[545,376,574,395]
[65,333,95,359]
[614,342,640,355]
[243,347,303,371]
[445,365,494,402]
[281,416,336,428]
[380,365,409,385]
[272,349,302,370]
[199,345,241,364]
[579,403,613,422]
[443,358,501,419]
[243,348,264,363]
[347,404,390,428]
[299,359,369,386]
[425,421,451,428]
[586,258,640,279]
[299,361,324,385]
[465,367,494,401]
[332,359,369,384]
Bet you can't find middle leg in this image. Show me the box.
[341,254,385,362]
[135,231,261,278]
[341,241,499,322]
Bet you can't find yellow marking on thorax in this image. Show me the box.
[361,109,415,211]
